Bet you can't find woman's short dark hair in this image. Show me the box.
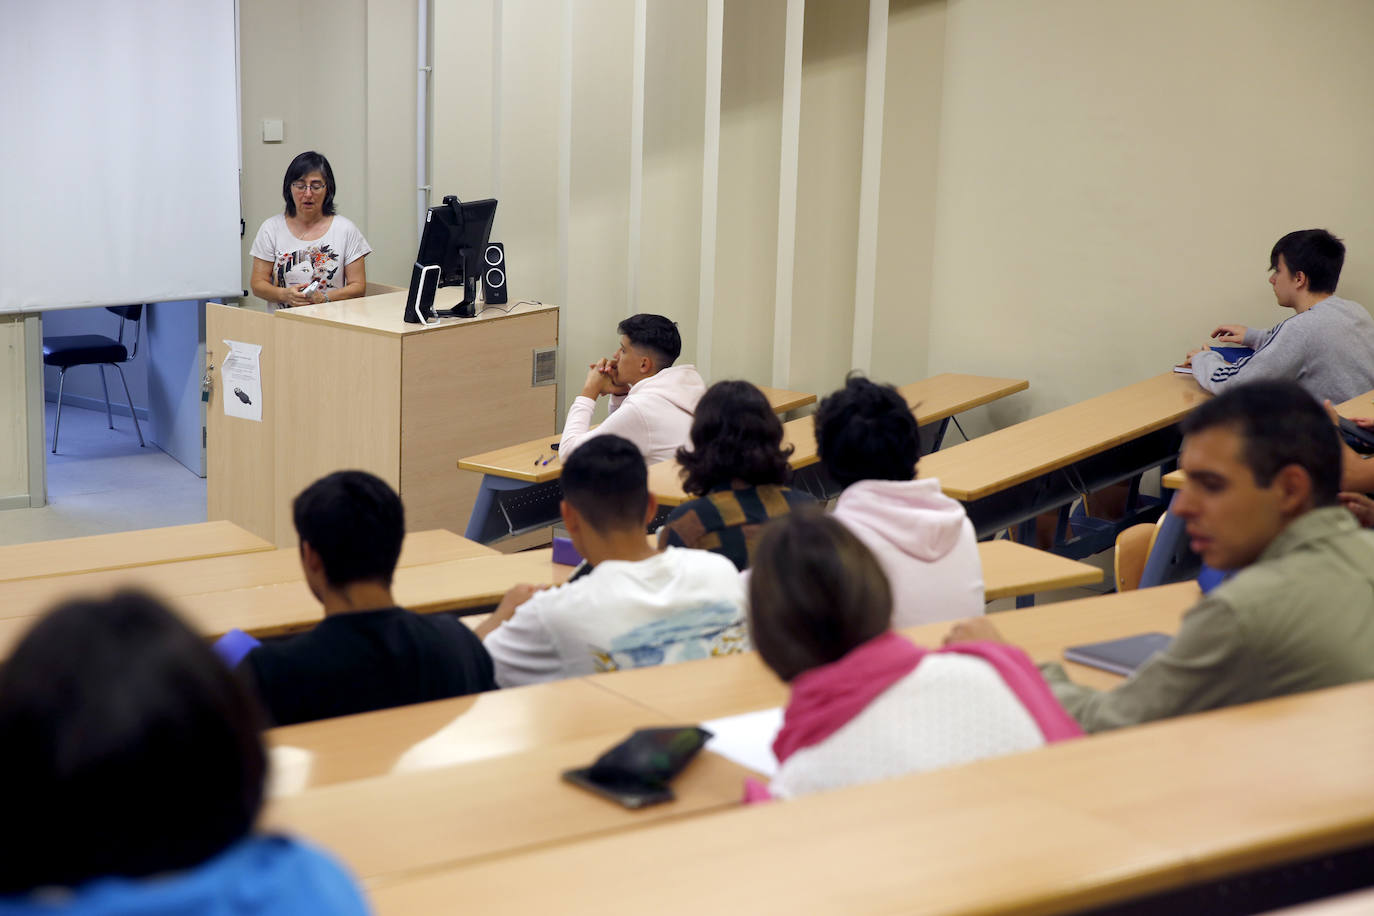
[814,373,919,489]
[748,512,892,683]
[282,150,337,218]
[676,380,793,496]
[0,591,266,893]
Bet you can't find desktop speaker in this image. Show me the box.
[483,242,508,305]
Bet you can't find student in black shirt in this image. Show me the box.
[235,470,495,725]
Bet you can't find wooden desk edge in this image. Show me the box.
[915,378,1030,425]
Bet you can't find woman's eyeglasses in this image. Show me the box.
[291,181,327,193]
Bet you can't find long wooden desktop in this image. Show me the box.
[648,373,1030,507]
[455,385,821,544]
[206,294,558,547]
[919,372,1210,556]
[0,520,273,583]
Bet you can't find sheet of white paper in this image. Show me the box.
[221,339,263,422]
[702,707,783,778]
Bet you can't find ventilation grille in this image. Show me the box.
[532,347,557,387]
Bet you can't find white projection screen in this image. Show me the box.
[0,0,241,313]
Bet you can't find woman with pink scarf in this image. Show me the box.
[745,513,1082,801]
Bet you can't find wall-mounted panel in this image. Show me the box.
[870,0,946,387]
[640,0,707,364]
[564,0,637,415]
[711,0,787,383]
[788,0,867,396]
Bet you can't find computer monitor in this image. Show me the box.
[414,195,498,314]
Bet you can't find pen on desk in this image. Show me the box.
[542,455,555,466]
[534,453,546,466]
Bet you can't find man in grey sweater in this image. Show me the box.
[1184,229,1374,402]
[944,382,1374,732]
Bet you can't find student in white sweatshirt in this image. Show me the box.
[478,435,745,687]
[559,314,706,465]
[815,375,984,626]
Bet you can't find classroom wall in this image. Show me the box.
[238,0,417,301]
[927,0,1374,429]
[239,0,1374,443]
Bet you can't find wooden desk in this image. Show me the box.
[456,385,818,542]
[649,373,1030,507]
[919,372,1209,542]
[584,582,1200,722]
[370,681,1374,915]
[0,521,273,583]
[0,531,508,657]
[978,539,1103,600]
[265,734,755,885]
[207,298,558,546]
[266,678,678,796]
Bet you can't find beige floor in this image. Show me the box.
[0,403,207,547]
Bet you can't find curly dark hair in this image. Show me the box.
[814,373,918,489]
[676,380,793,496]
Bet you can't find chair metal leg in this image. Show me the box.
[52,369,67,453]
[98,365,114,428]
[112,363,145,447]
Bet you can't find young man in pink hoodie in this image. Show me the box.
[559,314,706,465]
[815,375,985,626]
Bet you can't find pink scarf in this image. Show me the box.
[771,631,1082,766]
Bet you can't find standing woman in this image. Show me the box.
[249,150,371,309]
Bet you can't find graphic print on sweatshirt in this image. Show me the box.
[273,244,341,289]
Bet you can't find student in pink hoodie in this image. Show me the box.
[815,375,984,626]
[745,513,1081,801]
[560,314,706,465]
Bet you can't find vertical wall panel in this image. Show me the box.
[496,0,563,307]
[787,0,867,397]
[430,0,496,202]
[710,0,786,383]
[365,0,419,286]
[849,0,887,374]
[639,0,707,363]
[870,0,945,386]
[564,0,636,413]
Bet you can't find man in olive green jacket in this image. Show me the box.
[945,381,1374,732]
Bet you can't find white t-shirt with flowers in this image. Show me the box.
[250,214,371,309]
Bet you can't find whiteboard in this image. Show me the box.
[0,0,242,313]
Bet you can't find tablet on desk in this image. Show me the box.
[1064,632,1172,676]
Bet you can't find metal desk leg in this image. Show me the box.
[464,475,535,543]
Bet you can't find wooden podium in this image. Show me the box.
[206,292,558,546]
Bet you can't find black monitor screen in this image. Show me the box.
[416,196,498,289]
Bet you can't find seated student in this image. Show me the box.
[0,591,367,914]
[233,470,495,726]
[814,374,984,626]
[946,381,1374,733]
[479,435,745,686]
[746,513,1082,801]
[559,313,706,464]
[1185,228,1374,402]
[657,380,815,570]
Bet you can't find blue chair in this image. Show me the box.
[43,305,147,453]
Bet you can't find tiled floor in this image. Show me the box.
[0,403,206,547]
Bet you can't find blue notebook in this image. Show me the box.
[1063,632,1172,676]
[1174,346,1253,373]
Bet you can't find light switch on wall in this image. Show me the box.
[262,119,283,143]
